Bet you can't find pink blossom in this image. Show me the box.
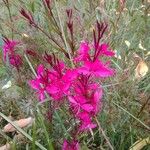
[68,96,93,114]
[91,88,103,115]
[2,39,19,61]
[30,80,45,100]
[62,140,80,150]
[77,60,114,77]
[74,41,90,62]
[69,86,102,115]
[29,65,50,101]
[69,87,102,131]
[78,112,97,131]
[47,69,77,100]
[69,76,102,110]
[68,74,102,132]
[9,54,22,68]
[96,43,115,57]
[46,79,70,100]
[75,41,115,63]
[29,53,78,101]
[74,40,115,79]
[28,22,116,148]
[2,38,22,69]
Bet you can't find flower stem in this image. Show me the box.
[112,101,150,130]
[35,25,68,57]
[95,117,114,150]
[24,54,71,140]
[54,0,74,68]
[0,112,47,150]
[3,0,14,39]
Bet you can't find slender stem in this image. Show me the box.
[0,17,22,36]
[112,101,150,130]
[51,15,66,46]
[24,54,71,139]
[35,25,67,55]
[24,54,37,76]
[54,0,74,68]
[3,0,14,39]
[43,2,66,47]
[95,117,114,150]
[137,95,150,118]
[0,112,47,150]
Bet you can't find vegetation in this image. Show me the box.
[0,0,149,150]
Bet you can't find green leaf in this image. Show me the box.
[0,112,47,150]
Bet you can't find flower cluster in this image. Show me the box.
[29,53,77,101]
[2,38,22,70]
[62,140,80,150]
[29,22,115,150]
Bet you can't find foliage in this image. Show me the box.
[0,0,149,150]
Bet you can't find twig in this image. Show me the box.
[24,54,37,76]
[35,25,68,56]
[95,117,114,150]
[54,0,74,68]
[112,101,150,130]
[3,0,14,39]
[0,112,47,150]
[137,95,150,118]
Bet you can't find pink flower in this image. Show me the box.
[62,140,80,150]
[97,44,115,57]
[47,69,77,100]
[78,112,97,131]
[74,41,115,63]
[77,60,114,77]
[29,65,50,101]
[2,38,19,61]
[28,22,116,147]
[68,96,93,114]
[68,74,102,132]
[9,54,22,68]
[69,87,102,130]
[74,39,115,79]
[74,41,90,62]
[91,88,103,115]
[29,53,78,101]
[30,80,45,100]
[46,79,70,100]
[2,38,22,69]
[69,75,102,111]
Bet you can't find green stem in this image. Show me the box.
[54,0,74,68]
[95,117,114,150]
[3,0,14,39]
[0,112,47,150]
[112,101,150,130]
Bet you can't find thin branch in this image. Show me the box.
[3,0,14,39]
[112,101,150,130]
[54,0,74,67]
[95,117,114,150]
[0,112,47,150]
[137,95,150,118]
